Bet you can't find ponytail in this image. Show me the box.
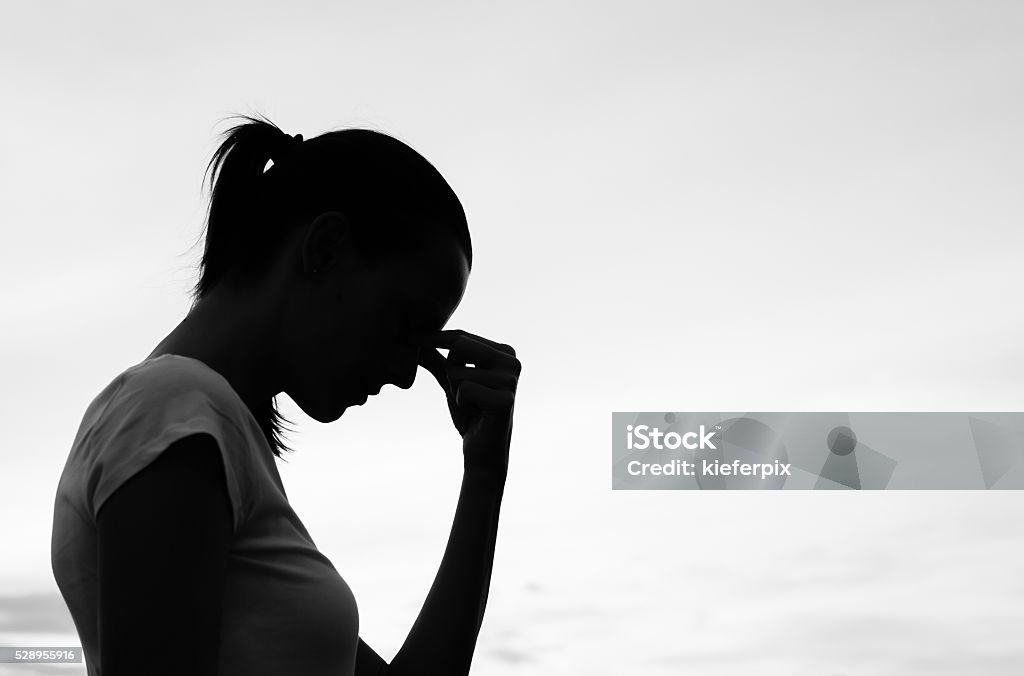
[193,115,303,300]
[190,115,302,458]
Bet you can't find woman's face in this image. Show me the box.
[283,225,469,423]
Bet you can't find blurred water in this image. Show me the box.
[466,491,1024,675]
[5,490,1023,675]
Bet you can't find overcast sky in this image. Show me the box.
[2,1,1023,674]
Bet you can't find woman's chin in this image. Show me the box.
[303,392,368,423]
[292,393,352,419]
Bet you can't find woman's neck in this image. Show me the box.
[148,284,286,416]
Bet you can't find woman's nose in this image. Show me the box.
[386,346,419,390]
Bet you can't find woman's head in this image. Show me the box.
[191,115,472,454]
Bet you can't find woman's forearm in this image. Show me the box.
[388,468,506,676]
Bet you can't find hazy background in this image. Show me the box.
[2,1,1023,674]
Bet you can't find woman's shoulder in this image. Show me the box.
[119,354,245,411]
[123,353,234,398]
[91,353,257,446]
[66,353,265,531]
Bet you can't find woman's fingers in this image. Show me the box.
[446,364,518,392]
[418,349,519,398]
[415,330,521,422]
[414,330,519,452]
[456,380,515,413]
[415,330,520,373]
[419,329,516,357]
[417,347,451,395]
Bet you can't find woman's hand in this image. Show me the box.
[416,329,520,479]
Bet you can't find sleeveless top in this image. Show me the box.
[50,353,360,675]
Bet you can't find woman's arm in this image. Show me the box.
[355,470,505,676]
[96,433,233,676]
[355,329,518,676]
[385,469,505,676]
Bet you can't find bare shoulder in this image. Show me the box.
[96,432,233,674]
[97,432,232,534]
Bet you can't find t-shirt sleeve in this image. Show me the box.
[84,374,256,536]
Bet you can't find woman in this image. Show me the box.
[50,116,521,676]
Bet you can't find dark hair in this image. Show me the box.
[188,114,473,458]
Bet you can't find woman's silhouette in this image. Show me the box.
[50,116,521,676]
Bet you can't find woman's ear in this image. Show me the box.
[302,211,353,279]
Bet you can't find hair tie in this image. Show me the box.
[267,131,304,172]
